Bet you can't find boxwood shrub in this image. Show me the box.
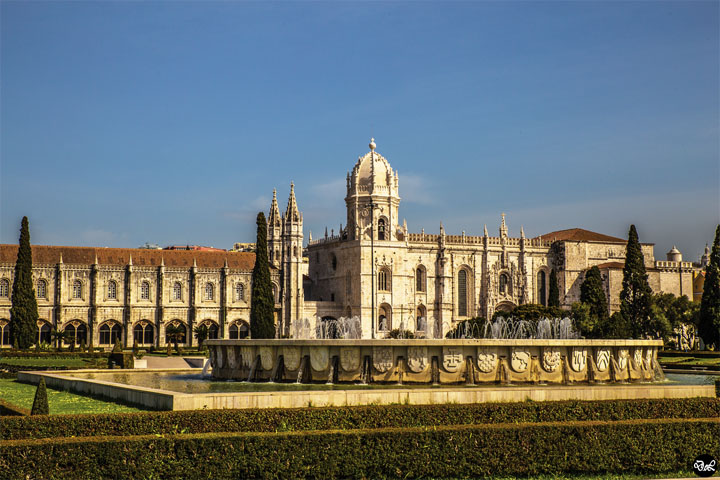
[1,397,719,440]
[1,418,717,479]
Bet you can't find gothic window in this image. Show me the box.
[377,218,386,241]
[0,279,8,297]
[205,282,214,301]
[537,271,547,306]
[134,322,154,345]
[107,280,117,300]
[235,283,245,301]
[36,279,47,299]
[378,305,391,331]
[73,280,82,299]
[458,269,468,317]
[99,322,122,345]
[331,254,337,271]
[37,321,52,345]
[272,284,279,303]
[63,322,87,346]
[416,266,426,292]
[0,320,9,346]
[378,268,391,292]
[140,281,150,300]
[499,273,509,295]
[201,320,219,340]
[229,321,249,339]
[416,305,427,331]
[173,282,182,301]
[165,321,187,344]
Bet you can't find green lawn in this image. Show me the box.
[659,356,720,366]
[0,379,147,414]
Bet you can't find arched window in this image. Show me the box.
[37,321,52,345]
[0,320,10,346]
[458,270,468,317]
[537,271,547,306]
[378,304,391,331]
[73,280,82,299]
[272,284,279,303]
[499,273,509,295]
[229,321,250,339]
[205,282,214,301]
[378,268,391,292]
[99,322,122,345]
[63,322,87,346]
[36,279,47,299]
[0,279,8,297]
[331,254,337,271]
[416,267,426,292]
[200,320,220,340]
[134,322,154,346]
[140,281,150,300]
[235,283,245,301]
[166,321,187,344]
[107,280,117,300]
[173,282,182,301]
[416,305,427,331]
[377,218,386,241]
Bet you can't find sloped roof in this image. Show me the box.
[0,244,256,270]
[595,261,625,270]
[535,228,626,243]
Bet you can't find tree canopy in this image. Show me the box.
[619,225,655,338]
[250,212,276,339]
[9,216,39,349]
[699,225,720,348]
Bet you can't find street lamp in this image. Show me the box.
[365,201,378,339]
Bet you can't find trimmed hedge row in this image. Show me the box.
[1,418,718,479]
[0,399,29,416]
[2,397,719,440]
[0,352,108,358]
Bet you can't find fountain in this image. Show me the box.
[206,316,664,385]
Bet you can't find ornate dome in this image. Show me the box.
[348,138,398,195]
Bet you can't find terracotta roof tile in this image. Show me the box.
[595,261,625,269]
[0,245,256,270]
[535,228,626,244]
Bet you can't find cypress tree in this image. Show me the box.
[31,377,49,415]
[250,212,276,339]
[619,225,653,338]
[9,217,39,349]
[580,266,609,325]
[699,225,720,349]
[548,269,560,307]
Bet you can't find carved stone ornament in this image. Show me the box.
[617,348,629,370]
[282,347,301,371]
[340,347,360,372]
[406,346,428,373]
[511,349,530,373]
[240,346,255,368]
[476,348,498,373]
[310,347,329,371]
[542,348,561,373]
[210,347,220,369]
[259,347,274,371]
[373,346,393,373]
[442,346,463,373]
[596,348,611,372]
[570,348,587,372]
[633,348,643,367]
[226,347,238,370]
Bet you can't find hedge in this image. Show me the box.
[2,397,719,440]
[1,418,718,479]
[0,398,29,416]
[0,352,108,359]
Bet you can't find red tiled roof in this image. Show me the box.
[535,228,626,243]
[595,261,625,270]
[0,244,256,270]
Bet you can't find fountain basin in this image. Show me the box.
[204,339,664,385]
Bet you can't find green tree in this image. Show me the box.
[9,217,39,349]
[699,225,720,348]
[548,269,560,307]
[165,324,186,354]
[619,225,654,338]
[578,266,608,337]
[250,212,276,339]
[193,324,209,349]
[31,377,49,415]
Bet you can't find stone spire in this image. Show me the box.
[483,224,488,237]
[520,225,525,239]
[499,213,508,238]
[285,182,300,223]
[268,188,281,226]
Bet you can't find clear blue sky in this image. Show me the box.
[1,1,718,262]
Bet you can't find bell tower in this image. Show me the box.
[281,183,303,336]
